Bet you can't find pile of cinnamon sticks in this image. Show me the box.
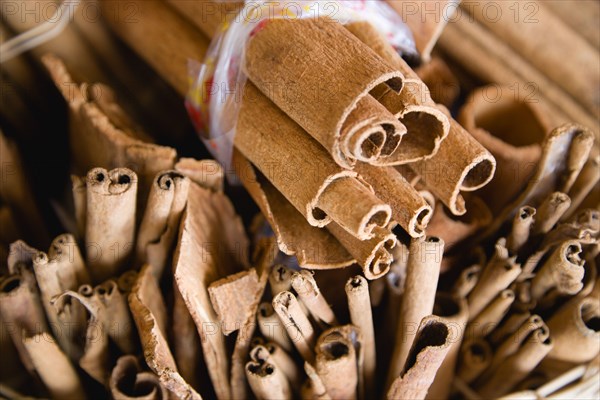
[0,0,598,399]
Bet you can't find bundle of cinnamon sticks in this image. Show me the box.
[0,1,598,399]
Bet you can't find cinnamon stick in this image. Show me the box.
[387,316,453,400]
[290,270,337,326]
[136,171,190,278]
[236,83,391,240]
[0,241,49,373]
[355,164,432,237]
[438,15,597,129]
[315,326,360,400]
[257,302,293,353]
[457,338,493,384]
[530,240,585,301]
[410,117,496,216]
[547,295,600,364]
[85,167,137,283]
[467,238,522,319]
[388,236,444,385]
[244,17,403,169]
[273,291,315,362]
[22,334,86,399]
[469,289,515,340]
[507,207,536,254]
[428,293,469,400]
[346,21,450,164]
[345,275,376,395]
[326,224,396,280]
[477,327,553,398]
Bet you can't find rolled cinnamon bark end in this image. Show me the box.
[244,17,403,169]
[110,355,169,400]
[327,224,396,280]
[427,293,469,400]
[467,238,522,319]
[291,270,337,327]
[371,92,450,165]
[507,206,536,254]
[136,170,190,278]
[387,316,453,400]
[453,265,481,298]
[547,296,600,364]
[356,164,432,238]
[458,85,551,214]
[317,177,391,240]
[530,240,585,301]
[85,167,137,283]
[246,360,292,400]
[340,95,406,164]
[477,328,553,398]
[315,326,359,400]
[345,275,376,395]
[532,192,571,235]
[411,119,496,216]
[457,339,493,384]
[469,289,515,339]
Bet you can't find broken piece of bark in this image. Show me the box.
[208,269,260,336]
[173,182,249,400]
[129,264,201,399]
[42,54,177,196]
[175,158,224,192]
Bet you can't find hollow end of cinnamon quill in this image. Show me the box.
[316,176,392,240]
[110,355,168,400]
[87,167,137,194]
